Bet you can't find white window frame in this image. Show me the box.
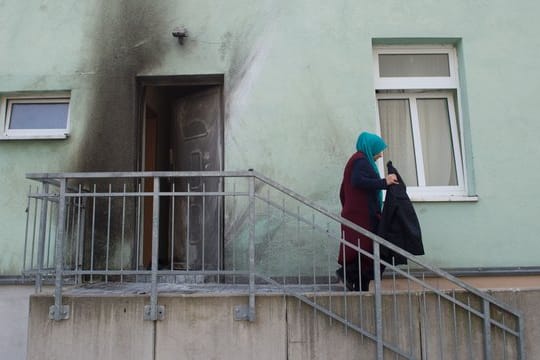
[373,45,474,201]
[376,91,465,197]
[0,93,71,140]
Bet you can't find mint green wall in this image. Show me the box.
[0,1,89,274]
[1,0,539,275]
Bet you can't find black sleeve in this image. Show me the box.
[351,158,388,190]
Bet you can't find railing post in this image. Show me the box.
[144,176,165,321]
[248,173,256,321]
[74,185,84,285]
[483,299,492,360]
[49,179,69,321]
[518,313,526,360]
[36,183,49,293]
[373,242,383,360]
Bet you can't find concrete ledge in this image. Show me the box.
[27,295,154,360]
[26,289,540,360]
[156,295,287,360]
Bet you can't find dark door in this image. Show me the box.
[171,86,222,270]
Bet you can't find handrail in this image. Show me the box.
[251,170,522,316]
[26,170,254,180]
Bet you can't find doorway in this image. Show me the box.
[137,75,224,271]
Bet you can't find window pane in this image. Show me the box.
[379,54,450,77]
[9,102,69,130]
[417,98,457,186]
[378,99,418,186]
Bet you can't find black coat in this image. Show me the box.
[378,161,424,265]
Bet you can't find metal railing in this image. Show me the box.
[23,170,524,359]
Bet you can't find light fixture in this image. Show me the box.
[172,26,188,45]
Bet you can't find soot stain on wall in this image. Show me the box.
[223,5,277,128]
[75,1,167,172]
[75,1,169,269]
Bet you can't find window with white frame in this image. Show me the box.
[373,45,469,200]
[0,93,71,139]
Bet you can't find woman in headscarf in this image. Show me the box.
[336,132,398,291]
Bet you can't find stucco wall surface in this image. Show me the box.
[0,0,540,274]
[0,285,35,360]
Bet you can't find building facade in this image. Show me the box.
[1,0,539,282]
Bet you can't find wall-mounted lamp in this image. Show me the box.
[172,26,188,45]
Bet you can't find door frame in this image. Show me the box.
[135,74,225,269]
[135,74,225,171]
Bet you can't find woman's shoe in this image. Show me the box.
[335,269,355,291]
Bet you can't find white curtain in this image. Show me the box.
[417,98,457,186]
[378,99,418,186]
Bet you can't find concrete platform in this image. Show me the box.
[25,284,540,360]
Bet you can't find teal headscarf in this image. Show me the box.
[356,132,387,176]
[355,132,387,208]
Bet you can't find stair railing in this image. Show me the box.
[252,170,525,360]
[23,170,524,359]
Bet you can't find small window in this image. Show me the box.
[373,46,458,90]
[373,46,470,200]
[378,53,450,77]
[1,94,70,139]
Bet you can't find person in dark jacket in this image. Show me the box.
[336,132,398,291]
[378,161,424,265]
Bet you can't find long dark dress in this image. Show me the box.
[337,151,387,290]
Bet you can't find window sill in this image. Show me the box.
[0,134,69,140]
[409,194,479,203]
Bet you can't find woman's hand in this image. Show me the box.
[385,174,399,185]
